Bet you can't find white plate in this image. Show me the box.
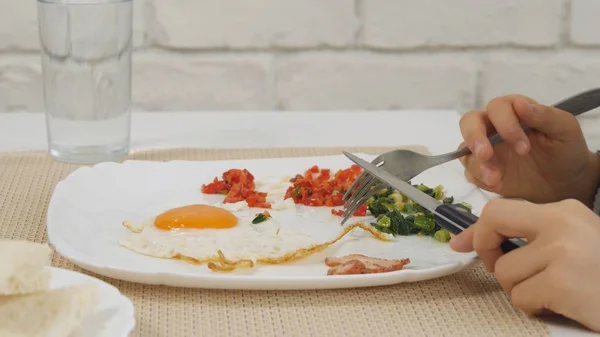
[49,266,135,337]
[47,154,485,290]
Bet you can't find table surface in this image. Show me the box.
[0,110,598,337]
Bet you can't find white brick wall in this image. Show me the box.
[1,0,600,113]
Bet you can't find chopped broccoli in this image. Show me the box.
[402,203,415,213]
[403,201,426,214]
[416,184,432,193]
[389,193,404,211]
[376,214,391,227]
[459,202,472,210]
[433,184,444,200]
[368,197,396,217]
[372,223,394,234]
[385,210,408,235]
[363,182,464,244]
[414,214,437,235]
[433,229,452,242]
[377,188,393,197]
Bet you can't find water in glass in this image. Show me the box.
[37,0,132,164]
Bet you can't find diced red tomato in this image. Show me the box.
[353,203,368,216]
[201,168,271,208]
[331,209,344,216]
[202,164,366,215]
[282,164,366,216]
[330,204,367,217]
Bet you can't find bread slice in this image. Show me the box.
[0,283,98,337]
[0,240,52,295]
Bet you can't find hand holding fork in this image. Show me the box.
[341,88,600,224]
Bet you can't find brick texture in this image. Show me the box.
[0,58,43,112]
[276,53,477,111]
[0,0,39,50]
[569,0,600,46]
[150,0,357,49]
[132,55,273,111]
[0,0,599,113]
[363,0,564,48]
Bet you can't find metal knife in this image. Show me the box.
[343,151,527,254]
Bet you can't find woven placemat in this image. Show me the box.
[0,147,550,337]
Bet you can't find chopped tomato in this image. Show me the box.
[331,204,367,217]
[202,164,366,214]
[353,203,368,216]
[284,165,366,216]
[331,209,344,216]
[202,168,271,208]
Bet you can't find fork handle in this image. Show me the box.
[434,204,526,254]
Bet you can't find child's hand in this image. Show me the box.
[458,95,599,205]
[451,198,600,332]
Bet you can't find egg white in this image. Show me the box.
[119,209,320,263]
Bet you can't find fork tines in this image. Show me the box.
[340,172,387,225]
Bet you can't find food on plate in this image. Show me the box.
[251,210,271,224]
[199,166,469,244]
[0,240,52,295]
[154,204,238,230]
[120,202,393,272]
[120,204,322,269]
[0,283,98,337]
[325,254,410,275]
[366,183,470,243]
[202,169,271,208]
[208,222,393,272]
[284,165,363,208]
[201,165,368,215]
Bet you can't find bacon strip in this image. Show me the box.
[325,254,410,275]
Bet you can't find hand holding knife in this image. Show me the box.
[343,152,527,253]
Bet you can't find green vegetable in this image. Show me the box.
[389,193,402,204]
[372,223,394,234]
[433,184,444,200]
[403,201,426,214]
[363,183,466,244]
[378,188,393,197]
[459,202,472,210]
[376,214,391,227]
[252,211,271,224]
[433,229,452,242]
[367,197,396,217]
[389,193,404,211]
[414,214,437,235]
[292,187,301,197]
[416,184,432,193]
[392,211,415,235]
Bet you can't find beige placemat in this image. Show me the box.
[0,147,550,337]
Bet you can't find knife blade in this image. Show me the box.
[343,151,527,253]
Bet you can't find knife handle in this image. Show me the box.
[434,204,525,254]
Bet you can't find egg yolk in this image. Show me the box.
[154,204,238,230]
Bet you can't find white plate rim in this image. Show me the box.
[47,155,480,290]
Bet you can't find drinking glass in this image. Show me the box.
[37,0,132,164]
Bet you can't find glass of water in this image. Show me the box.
[37,0,132,164]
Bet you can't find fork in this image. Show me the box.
[340,87,600,224]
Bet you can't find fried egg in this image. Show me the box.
[119,204,320,264]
